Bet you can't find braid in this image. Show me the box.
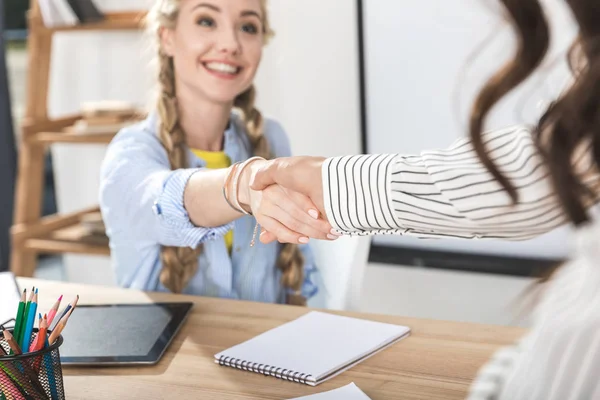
[156,51,202,293]
[235,86,306,304]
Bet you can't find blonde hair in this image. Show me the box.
[146,0,305,303]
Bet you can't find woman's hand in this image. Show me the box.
[249,157,331,244]
[250,157,327,215]
[236,159,334,244]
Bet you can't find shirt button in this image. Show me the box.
[152,201,162,215]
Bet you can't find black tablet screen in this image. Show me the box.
[58,303,193,365]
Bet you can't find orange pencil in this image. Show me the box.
[29,314,48,353]
[46,295,62,327]
[2,330,22,355]
[48,309,73,345]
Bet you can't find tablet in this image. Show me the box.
[58,302,193,366]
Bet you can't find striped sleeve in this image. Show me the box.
[322,125,597,240]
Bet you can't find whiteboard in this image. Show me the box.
[361,0,577,259]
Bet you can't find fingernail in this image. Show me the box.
[308,209,319,219]
[299,237,310,244]
[327,234,339,240]
[330,229,343,236]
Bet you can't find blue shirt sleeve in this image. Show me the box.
[99,125,232,252]
[265,118,320,299]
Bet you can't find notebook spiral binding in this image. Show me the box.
[216,355,314,385]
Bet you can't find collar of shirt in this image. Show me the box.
[142,110,253,168]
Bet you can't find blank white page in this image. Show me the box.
[288,383,372,399]
[0,272,20,326]
[215,311,410,384]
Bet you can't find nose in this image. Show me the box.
[217,27,241,55]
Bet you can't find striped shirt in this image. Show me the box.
[321,125,600,399]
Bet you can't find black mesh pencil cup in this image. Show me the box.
[0,324,65,400]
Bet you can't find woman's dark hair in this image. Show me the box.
[470,0,600,226]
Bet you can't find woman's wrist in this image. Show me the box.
[236,158,266,213]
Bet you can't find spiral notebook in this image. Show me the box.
[214,311,410,386]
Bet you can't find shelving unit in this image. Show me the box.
[10,1,145,277]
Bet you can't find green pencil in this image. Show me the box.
[10,289,26,353]
[17,287,34,347]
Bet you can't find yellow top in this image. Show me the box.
[190,148,233,253]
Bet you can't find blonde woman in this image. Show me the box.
[99,0,332,304]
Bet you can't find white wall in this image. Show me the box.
[48,0,364,286]
[360,263,535,327]
[46,0,542,326]
[254,0,362,157]
[362,0,577,259]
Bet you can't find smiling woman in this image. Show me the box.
[98,0,333,304]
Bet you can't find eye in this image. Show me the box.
[196,16,215,27]
[241,22,259,34]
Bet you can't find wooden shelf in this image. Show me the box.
[41,12,146,33]
[17,208,109,257]
[47,19,143,33]
[11,2,145,277]
[25,237,109,256]
[25,224,110,256]
[31,131,117,144]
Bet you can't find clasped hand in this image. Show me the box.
[235,157,337,245]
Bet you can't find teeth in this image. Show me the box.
[205,62,239,74]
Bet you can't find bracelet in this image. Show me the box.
[222,162,245,214]
[231,156,265,216]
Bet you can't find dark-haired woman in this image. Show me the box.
[245,1,600,398]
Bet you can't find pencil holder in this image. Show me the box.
[0,328,65,400]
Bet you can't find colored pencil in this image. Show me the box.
[19,290,37,351]
[0,368,25,400]
[46,305,71,400]
[46,295,62,328]
[1,356,47,400]
[29,314,47,354]
[16,288,34,347]
[1,331,21,356]
[48,309,73,346]
[42,350,58,400]
[10,290,26,354]
[51,295,78,332]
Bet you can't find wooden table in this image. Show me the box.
[17,278,526,400]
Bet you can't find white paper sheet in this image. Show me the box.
[289,383,371,400]
[0,272,20,327]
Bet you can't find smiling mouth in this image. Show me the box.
[202,62,242,76]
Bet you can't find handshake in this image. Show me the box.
[225,156,340,245]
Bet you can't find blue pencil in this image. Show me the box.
[20,289,38,351]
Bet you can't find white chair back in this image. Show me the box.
[307,236,371,311]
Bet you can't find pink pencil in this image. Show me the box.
[46,295,63,327]
[0,368,26,400]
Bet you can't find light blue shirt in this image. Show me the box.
[99,111,318,303]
